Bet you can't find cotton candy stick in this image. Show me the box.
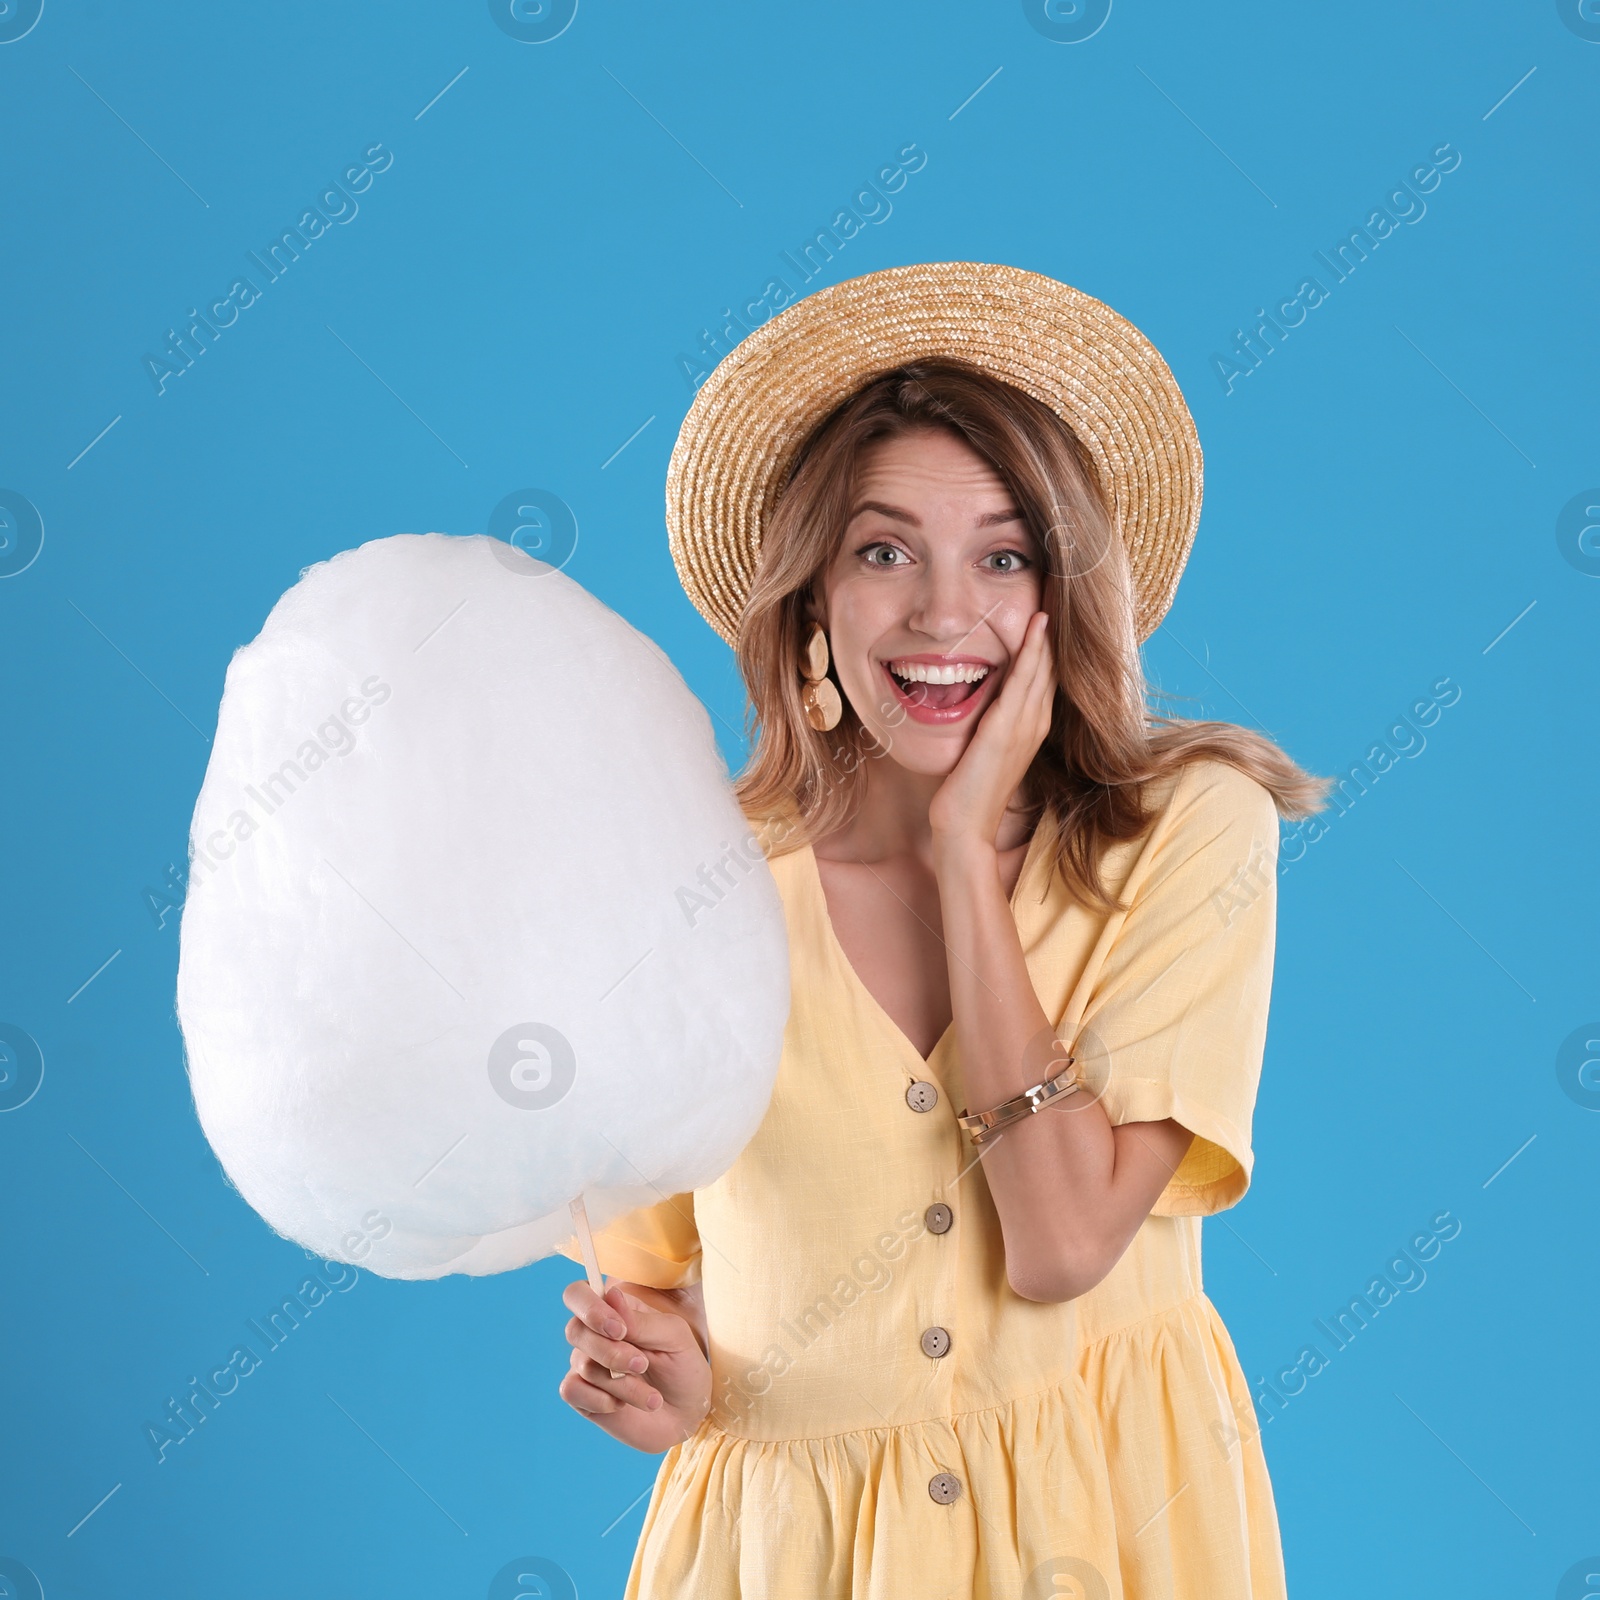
[570,1193,627,1379]
[569,1193,604,1295]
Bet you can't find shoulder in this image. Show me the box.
[1128,759,1281,901]
[740,804,805,863]
[1146,757,1278,841]
[742,811,812,913]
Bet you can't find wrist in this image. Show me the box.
[931,830,1000,883]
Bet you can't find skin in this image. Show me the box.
[562,426,1193,1451]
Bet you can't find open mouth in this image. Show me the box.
[882,657,993,722]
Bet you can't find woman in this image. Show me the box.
[558,263,1325,1599]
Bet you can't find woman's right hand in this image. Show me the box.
[559,1278,712,1454]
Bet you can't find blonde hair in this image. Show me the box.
[734,358,1329,909]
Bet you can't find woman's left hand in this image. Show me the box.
[928,610,1056,859]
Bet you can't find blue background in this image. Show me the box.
[2,2,1596,1596]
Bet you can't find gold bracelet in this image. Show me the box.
[956,1056,1082,1145]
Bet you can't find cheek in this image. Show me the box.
[991,586,1045,655]
[823,584,891,682]
[821,592,903,735]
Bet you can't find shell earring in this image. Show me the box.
[801,623,843,732]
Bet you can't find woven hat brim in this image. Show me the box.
[665,261,1202,647]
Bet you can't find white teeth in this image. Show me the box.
[887,660,990,685]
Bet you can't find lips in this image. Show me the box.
[881,656,995,725]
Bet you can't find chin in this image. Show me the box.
[871,725,972,778]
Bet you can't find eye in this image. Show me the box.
[982,548,1033,574]
[857,541,910,568]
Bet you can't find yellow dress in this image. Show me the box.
[564,759,1287,1600]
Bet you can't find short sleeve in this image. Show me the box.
[555,1191,703,1290]
[1077,761,1280,1216]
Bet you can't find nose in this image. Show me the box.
[905,555,988,647]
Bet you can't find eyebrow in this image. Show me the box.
[849,499,1023,528]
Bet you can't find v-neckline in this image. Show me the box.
[801,821,1052,1069]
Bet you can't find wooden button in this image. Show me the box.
[905,1080,939,1113]
[920,1325,951,1359]
[928,1471,962,1504]
[925,1203,953,1234]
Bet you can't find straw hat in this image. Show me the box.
[665,261,1202,646]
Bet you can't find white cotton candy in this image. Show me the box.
[176,533,789,1280]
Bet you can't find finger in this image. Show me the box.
[604,1286,702,1356]
[1025,616,1057,715]
[997,614,1051,714]
[1022,611,1052,685]
[559,1371,624,1416]
[980,616,1050,745]
[571,1348,664,1411]
[980,654,1031,739]
[567,1315,650,1375]
[574,1352,662,1406]
[1013,615,1054,713]
[563,1278,629,1341]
